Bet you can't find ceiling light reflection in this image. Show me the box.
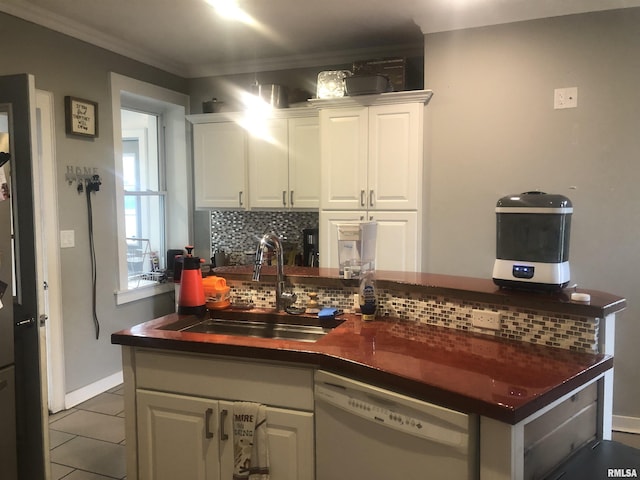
[204,0,256,26]
[239,91,276,143]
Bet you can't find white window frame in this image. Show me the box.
[110,73,191,304]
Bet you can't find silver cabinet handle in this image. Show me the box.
[220,409,229,440]
[369,190,374,207]
[290,190,294,207]
[205,408,214,439]
[282,190,287,206]
[239,191,244,206]
[360,190,366,207]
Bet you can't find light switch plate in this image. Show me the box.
[60,230,75,248]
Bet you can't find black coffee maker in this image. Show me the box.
[302,228,319,267]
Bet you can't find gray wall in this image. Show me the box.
[424,9,640,419]
[2,6,638,423]
[0,13,186,392]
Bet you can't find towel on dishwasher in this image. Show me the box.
[233,402,270,480]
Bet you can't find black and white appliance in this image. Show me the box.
[492,191,573,291]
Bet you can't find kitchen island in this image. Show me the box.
[112,268,625,480]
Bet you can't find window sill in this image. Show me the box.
[115,282,174,305]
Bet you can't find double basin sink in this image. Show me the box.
[160,309,344,343]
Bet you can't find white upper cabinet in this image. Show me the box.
[287,115,321,210]
[249,113,320,210]
[317,92,430,212]
[313,90,433,273]
[248,117,290,209]
[319,107,368,210]
[189,108,319,211]
[193,120,248,209]
[368,103,422,210]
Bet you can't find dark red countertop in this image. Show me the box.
[212,266,626,318]
[111,308,612,424]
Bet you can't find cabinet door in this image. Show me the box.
[193,122,247,209]
[265,407,315,480]
[368,211,419,272]
[216,401,315,480]
[368,103,423,210]
[319,210,365,269]
[320,107,368,210]
[288,115,320,209]
[137,389,222,480]
[248,118,289,208]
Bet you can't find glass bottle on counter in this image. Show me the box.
[359,270,377,321]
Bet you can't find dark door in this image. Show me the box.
[0,103,18,480]
[0,74,45,480]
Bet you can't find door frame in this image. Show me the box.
[33,89,65,414]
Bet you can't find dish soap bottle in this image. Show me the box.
[359,270,377,321]
[306,292,320,314]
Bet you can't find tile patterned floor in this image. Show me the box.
[47,382,639,480]
[49,385,126,480]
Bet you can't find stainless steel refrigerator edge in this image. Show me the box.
[0,74,46,480]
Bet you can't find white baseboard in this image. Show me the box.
[613,415,640,434]
[64,371,124,409]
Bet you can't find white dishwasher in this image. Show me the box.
[315,371,478,480]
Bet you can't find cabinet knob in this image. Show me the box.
[360,190,366,207]
[238,191,244,206]
[282,190,287,206]
[369,190,374,207]
[290,190,294,207]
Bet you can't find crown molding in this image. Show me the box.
[0,1,423,78]
[0,1,191,76]
[308,89,433,108]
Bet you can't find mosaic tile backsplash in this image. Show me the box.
[225,280,600,354]
[210,210,319,264]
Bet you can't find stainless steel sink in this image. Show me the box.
[161,311,343,343]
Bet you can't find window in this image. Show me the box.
[110,73,190,304]
[122,111,165,289]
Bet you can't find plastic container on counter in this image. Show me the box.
[202,275,231,310]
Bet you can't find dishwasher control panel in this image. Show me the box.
[316,380,468,449]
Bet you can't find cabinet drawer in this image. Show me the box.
[524,382,598,479]
[134,349,314,410]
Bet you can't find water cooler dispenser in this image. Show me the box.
[336,222,377,278]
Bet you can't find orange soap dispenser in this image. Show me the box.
[177,246,206,317]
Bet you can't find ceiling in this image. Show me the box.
[1,0,639,78]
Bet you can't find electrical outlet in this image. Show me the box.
[554,87,578,109]
[471,309,502,330]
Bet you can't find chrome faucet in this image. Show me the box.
[253,232,297,311]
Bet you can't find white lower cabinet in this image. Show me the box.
[137,390,226,480]
[320,210,419,272]
[125,349,315,480]
[137,389,314,480]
